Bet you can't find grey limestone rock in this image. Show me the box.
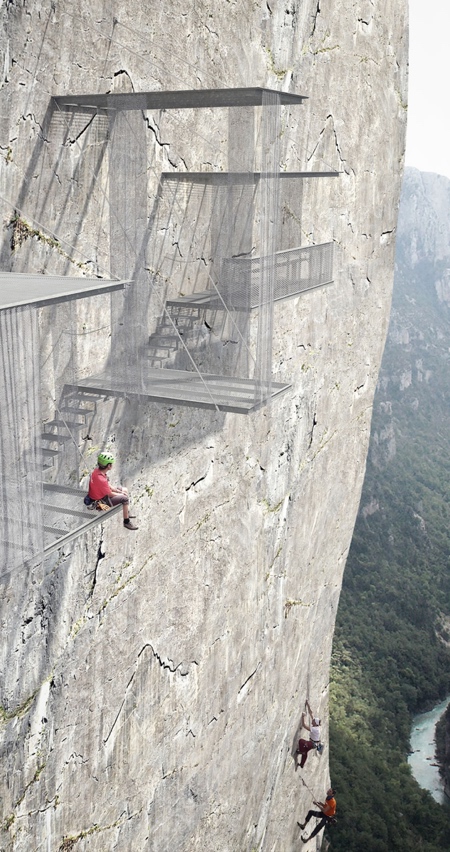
[0,1,407,850]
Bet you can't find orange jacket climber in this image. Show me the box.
[297,788,337,843]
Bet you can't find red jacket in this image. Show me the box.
[88,468,112,501]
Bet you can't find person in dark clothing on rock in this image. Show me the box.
[295,699,322,768]
[302,699,321,746]
[295,737,316,768]
[297,787,337,843]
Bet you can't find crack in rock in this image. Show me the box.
[143,116,170,149]
[63,111,97,146]
[307,114,347,172]
[237,664,260,702]
[311,0,321,37]
[103,644,197,744]
[308,413,317,448]
[185,473,207,491]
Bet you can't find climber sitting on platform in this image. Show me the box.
[87,451,138,531]
[295,699,322,768]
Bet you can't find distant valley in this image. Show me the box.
[330,168,450,852]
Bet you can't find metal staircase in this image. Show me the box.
[41,391,97,479]
[148,301,203,367]
[39,388,122,556]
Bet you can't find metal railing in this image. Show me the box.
[218,242,334,310]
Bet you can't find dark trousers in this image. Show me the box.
[105,493,128,507]
[304,810,330,839]
[296,738,316,768]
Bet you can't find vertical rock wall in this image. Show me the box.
[0,1,407,850]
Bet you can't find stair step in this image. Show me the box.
[44,525,69,537]
[45,419,85,429]
[59,407,92,416]
[167,306,201,317]
[161,316,196,326]
[42,447,59,457]
[149,335,179,345]
[148,346,175,356]
[43,484,85,496]
[44,504,88,519]
[41,432,74,443]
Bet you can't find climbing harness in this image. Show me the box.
[83,495,110,512]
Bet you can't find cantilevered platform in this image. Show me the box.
[43,483,122,557]
[166,243,334,312]
[69,369,291,413]
[0,484,124,575]
[0,271,127,311]
[162,171,340,183]
[166,291,222,310]
[53,87,307,112]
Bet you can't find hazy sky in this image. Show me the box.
[405,0,450,179]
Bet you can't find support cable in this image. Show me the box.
[154,177,257,371]
[51,99,222,413]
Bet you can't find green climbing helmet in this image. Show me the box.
[98,451,115,467]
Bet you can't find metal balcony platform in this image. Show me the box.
[42,483,122,557]
[0,271,127,311]
[53,87,307,112]
[166,291,219,310]
[162,171,340,184]
[69,368,291,413]
[165,243,334,314]
[1,484,124,577]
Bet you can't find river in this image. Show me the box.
[408,696,450,804]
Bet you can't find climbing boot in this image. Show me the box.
[124,519,138,530]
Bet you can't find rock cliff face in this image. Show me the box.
[0,2,407,850]
[397,168,450,266]
[368,167,450,473]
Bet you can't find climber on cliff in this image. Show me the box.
[295,700,322,768]
[297,787,337,843]
[86,451,138,530]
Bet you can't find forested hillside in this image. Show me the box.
[329,168,450,852]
